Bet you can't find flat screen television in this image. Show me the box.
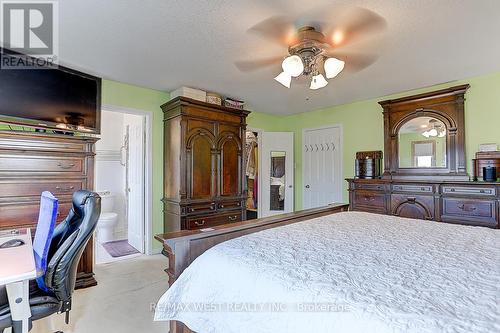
[0,49,101,134]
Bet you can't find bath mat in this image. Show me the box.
[102,239,140,257]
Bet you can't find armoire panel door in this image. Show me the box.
[187,132,216,199]
[219,134,241,197]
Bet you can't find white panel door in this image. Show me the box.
[261,132,294,217]
[125,115,145,252]
[302,126,342,209]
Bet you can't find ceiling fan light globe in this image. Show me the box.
[428,129,438,137]
[324,57,345,79]
[282,55,304,77]
[422,131,430,138]
[438,129,446,137]
[274,71,292,88]
[310,73,328,90]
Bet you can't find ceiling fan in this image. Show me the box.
[235,7,387,90]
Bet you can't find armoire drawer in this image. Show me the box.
[0,200,72,229]
[441,198,497,227]
[0,155,85,175]
[0,180,84,199]
[217,200,242,210]
[184,202,216,215]
[186,211,242,230]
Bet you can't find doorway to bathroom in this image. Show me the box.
[94,107,151,264]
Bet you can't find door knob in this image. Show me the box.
[288,185,293,188]
[305,185,310,188]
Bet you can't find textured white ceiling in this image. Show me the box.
[59,0,500,114]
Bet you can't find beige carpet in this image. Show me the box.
[31,254,170,333]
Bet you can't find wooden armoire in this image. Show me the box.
[162,97,250,231]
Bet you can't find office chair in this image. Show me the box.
[0,190,101,333]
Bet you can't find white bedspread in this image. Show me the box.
[154,211,500,333]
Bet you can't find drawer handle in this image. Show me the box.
[450,188,455,192]
[194,220,205,226]
[228,216,238,221]
[457,204,476,212]
[407,197,416,204]
[189,208,195,212]
[364,196,375,202]
[480,190,485,194]
[57,162,76,169]
[55,186,75,192]
[220,204,224,208]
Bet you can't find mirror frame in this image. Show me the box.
[379,84,469,180]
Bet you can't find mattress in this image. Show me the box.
[154,211,500,333]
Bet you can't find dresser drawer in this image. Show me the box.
[184,201,216,215]
[0,154,85,175]
[354,183,385,191]
[442,185,496,197]
[353,192,386,212]
[0,180,84,198]
[391,194,435,220]
[186,211,242,230]
[392,184,433,193]
[441,198,497,227]
[0,200,72,229]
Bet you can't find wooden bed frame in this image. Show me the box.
[154,203,349,333]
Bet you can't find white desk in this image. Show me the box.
[0,229,36,333]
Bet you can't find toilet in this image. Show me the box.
[96,191,118,243]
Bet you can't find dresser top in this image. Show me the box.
[346,178,499,186]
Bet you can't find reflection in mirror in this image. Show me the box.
[270,151,286,211]
[398,117,447,168]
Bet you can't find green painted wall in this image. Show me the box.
[280,71,500,210]
[247,111,286,131]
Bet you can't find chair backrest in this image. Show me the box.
[44,191,101,307]
[33,191,58,291]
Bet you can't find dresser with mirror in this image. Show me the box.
[347,84,499,228]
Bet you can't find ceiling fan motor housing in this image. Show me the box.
[289,26,330,75]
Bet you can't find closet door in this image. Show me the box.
[186,129,216,200]
[218,131,241,197]
[302,125,342,209]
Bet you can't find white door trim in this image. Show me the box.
[246,127,263,218]
[101,104,154,255]
[302,124,343,209]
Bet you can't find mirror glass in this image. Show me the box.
[398,117,447,168]
[270,151,286,211]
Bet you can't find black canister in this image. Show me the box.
[483,166,497,182]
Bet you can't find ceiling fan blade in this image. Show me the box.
[324,52,378,73]
[234,56,283,72]
[248,16,299,46]
[323,7,387,48]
